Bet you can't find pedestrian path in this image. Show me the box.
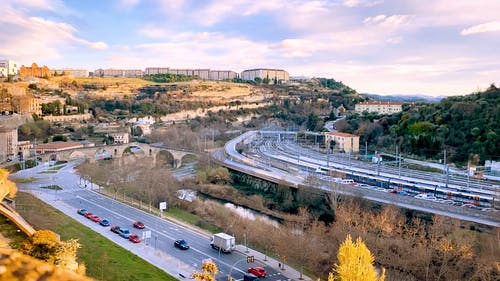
[234,245,312,281]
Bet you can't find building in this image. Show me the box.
[241,68,289,83]
[11,95,42,116]
[33,141,84,154]
[0,60,19,77]
[19,63,51,79]
[94,69,142,78]
[144,67,238,80]
[355,101,404,115]
[43,113,93,123]
[16,140,32,160]
[0,88,12,113]
[324,131,360,153]
[209,70,238,81]
[53,69,89,77]
[109,132,129,144]
[0,126,17,162]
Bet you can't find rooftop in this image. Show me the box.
[358,101,404,105]
[34,141,83,150]
[325,131,359,138]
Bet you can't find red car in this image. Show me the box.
[129,233,141,243]
[248,267,267,278]
[89,214,101,223]
[84,212,94,219]
[133,221,145,229]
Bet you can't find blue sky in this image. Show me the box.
[1,0,500,96]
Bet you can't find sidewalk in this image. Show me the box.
[234,245,312,281]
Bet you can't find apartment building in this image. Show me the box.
[0,60,19,77]
[241,68,290,83]
[94,68,142,78]
[324,131,360,153]
[53,68,89,77]
[144,67,238,80]
[355,101,404,114]
[209,70,238,80]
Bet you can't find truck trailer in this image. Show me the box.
[210,233,236,253]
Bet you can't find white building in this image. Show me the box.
[240,68,289,83]
[53,69,89,77]
[355,101,404,115]
[109,132,129,144]
[0,60,19,77]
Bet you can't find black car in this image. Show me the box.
[174,239,190,250]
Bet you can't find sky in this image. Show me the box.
[1,0,500,96]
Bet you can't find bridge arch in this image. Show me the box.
[155,150,175,167]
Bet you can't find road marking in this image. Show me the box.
[74,193,246,274]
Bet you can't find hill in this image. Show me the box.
[361,93,443,103]
[341,84,500,165]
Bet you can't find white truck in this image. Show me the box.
[210,233,236,253]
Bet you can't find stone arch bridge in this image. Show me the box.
[44,142,196,168]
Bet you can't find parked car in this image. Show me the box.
[248,266,267,278]
[99,219,110,226]
[133,221,145,229]
[77,209,87,215]
[111,226,131,238]
[174,239,190,250]
[129,233,141,243]
[84,212,94,219]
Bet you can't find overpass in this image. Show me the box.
[40,142,196,168]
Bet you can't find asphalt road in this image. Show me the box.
[14,161,291,281]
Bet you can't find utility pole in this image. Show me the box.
[365,141,368,158]
[444,149,449,188]
[398,148,402,178]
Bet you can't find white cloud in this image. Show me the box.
[343,0,383,8]
[461,21,500,35]
[0,1,108,63]
[90,42,109,50]
[364,14,411,28]
[119,0,141,7]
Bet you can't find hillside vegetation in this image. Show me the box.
[339,84,499,165]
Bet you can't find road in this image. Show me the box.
[12,161,301,281]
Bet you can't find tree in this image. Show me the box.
[0,169,17,201]
[20,230,82,272]
[329,140,336,152]
[306,113,319,131]
[192,259,218,281]
[331,235,385,281]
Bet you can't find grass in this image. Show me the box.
[12,177,37,183]
[39,170,58,174]
[167,207,219,233]
[40,185,62,190]
[11,192,177,281]
[0,216,28,248]
[48,164,66,171]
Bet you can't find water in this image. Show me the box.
[223,202,279,228]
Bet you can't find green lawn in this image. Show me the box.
[167,207,219,233]
[11,192,177,281]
